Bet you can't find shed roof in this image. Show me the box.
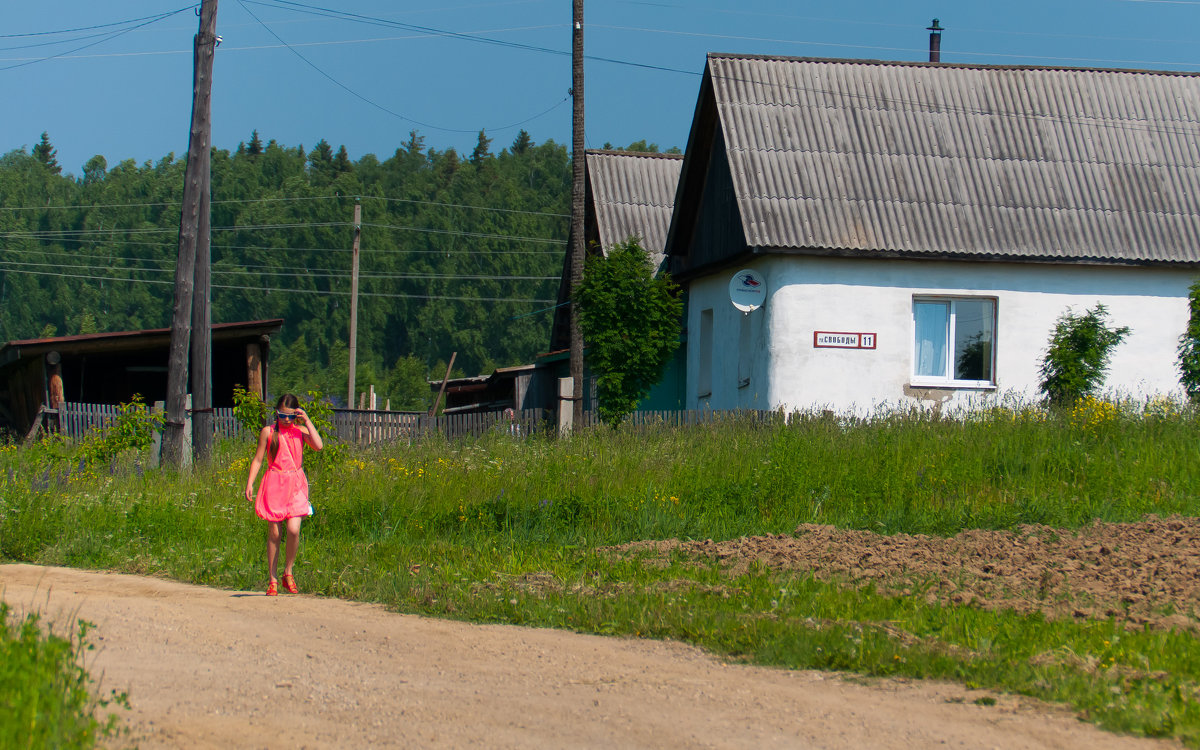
[549,150,684,352]
[587,149,684,267]
[0,319,284,367]
[677,53,1200,264]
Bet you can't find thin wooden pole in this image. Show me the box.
[347,200,362,408]
[164,0,218,468]
[429,352,457,418]
[568,0,586,431]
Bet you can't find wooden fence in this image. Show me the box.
[331,408,548,444]
[59,402,244,441]
[57,403,781,446]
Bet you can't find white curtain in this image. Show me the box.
[914,302,948,377]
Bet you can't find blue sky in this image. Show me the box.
[4,0,1200,176]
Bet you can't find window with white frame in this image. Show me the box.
[912,297,996,386]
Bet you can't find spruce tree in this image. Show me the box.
[32,132,60,174]
[248,129,264,157]
[511,129,533,155]
[470,130,493,167]
[334,144,353,174]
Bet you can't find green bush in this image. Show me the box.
[1038,304,1129,407]
[1178,280,1200,401]
[232,385,271,435]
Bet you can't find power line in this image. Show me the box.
[0,247,559,279]
[0,6,198,39]
[0,5,196,72]
[0,257,557,282]
[236,0,570,134]
[0,266,554,303]
[0,193,570,217]
[360,222,564,244]
[0,221,565,244]
[0,236,563,256]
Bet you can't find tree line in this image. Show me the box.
[0,129,574,409]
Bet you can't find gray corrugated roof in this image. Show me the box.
[587,150,683,269]
[708,53,1200,263]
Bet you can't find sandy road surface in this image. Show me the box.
[0,564,1182,749]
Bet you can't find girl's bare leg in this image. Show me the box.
[283,516,303,577]
[266,522,282,581]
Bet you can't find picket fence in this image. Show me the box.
[58,402,245,441]
[56,402,781,445]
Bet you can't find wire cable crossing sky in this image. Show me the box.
[4,0,1200,174]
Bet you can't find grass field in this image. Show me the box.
[2,396,1199,746]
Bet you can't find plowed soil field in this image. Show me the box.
[608,516,1200,632]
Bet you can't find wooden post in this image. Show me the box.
[164,0,218,468]
[568,0,586,430]
[558,377,573,435]
[46,351,64,411]
[347,200,362,408]
[245,342,263,400]
[151,400,165,469]
[429,352,457,417]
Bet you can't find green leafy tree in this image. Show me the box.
[576,238,682,426]
[81,155,106,186]
[1039,304,1130,406]
[1178,280,1200,401]
[384,354,431,411]
[621,140,659,153]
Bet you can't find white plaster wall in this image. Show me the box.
[685,256,1193,413]
[686,272,771,411]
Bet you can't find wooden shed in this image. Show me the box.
[0,319,282,436]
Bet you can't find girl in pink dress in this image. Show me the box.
[244,394,324,596]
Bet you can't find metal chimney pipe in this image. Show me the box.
[927,18,944,63]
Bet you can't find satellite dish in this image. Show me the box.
[729,269,766,312]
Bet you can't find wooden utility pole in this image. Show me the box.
[164,0,218,467]
[191,100,214,464]
[568,0,585,430]
[347,200,362,408]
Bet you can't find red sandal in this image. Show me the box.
[266,580,279,596]
[281,574,299,594]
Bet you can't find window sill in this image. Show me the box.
[908,380,996,391]
[697,390,712,399]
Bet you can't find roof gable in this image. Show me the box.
[670,54,1200,265]
[586,150,683,268]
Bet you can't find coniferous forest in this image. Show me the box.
[0,130,572,408]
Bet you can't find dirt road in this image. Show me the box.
[0,564,1180,749]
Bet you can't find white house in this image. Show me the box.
[665,54,1200,413]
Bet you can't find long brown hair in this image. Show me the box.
[268,393,300,462]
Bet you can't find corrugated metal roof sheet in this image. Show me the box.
[587,150,683,269]
[707,54,1200,263]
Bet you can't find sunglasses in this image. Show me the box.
[275,412,298,421]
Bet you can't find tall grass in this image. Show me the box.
[0,604,127,750]
[3,396,1200,744]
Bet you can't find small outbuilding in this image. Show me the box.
[0,319,282,436]
[546,149,686,410]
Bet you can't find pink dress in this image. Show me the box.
[254,424,312,522]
